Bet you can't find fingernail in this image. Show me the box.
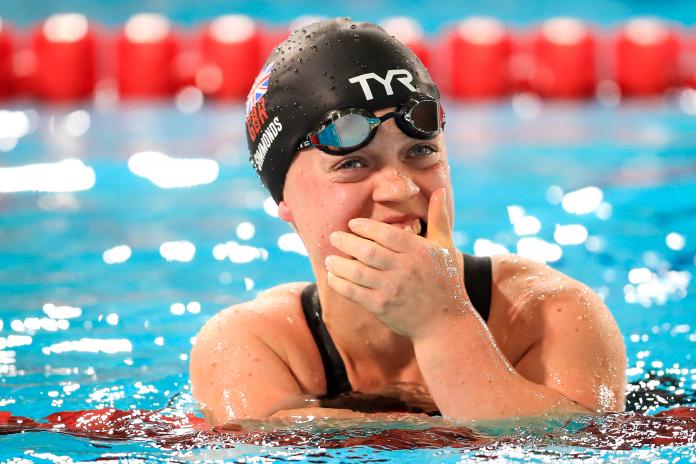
[324,255,334,267]
[329,231,339,244]
[348,218,363,228]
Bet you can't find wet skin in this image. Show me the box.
[189,110,627,424]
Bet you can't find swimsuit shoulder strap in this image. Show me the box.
[300,283,352,397]
[463,253,493,322]
[299,253,492,397]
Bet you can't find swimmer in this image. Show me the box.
[190,18,626,423]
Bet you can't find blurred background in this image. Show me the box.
[0,0,695,461]
[2,0,696,102]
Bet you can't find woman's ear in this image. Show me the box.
[277,199,294,223]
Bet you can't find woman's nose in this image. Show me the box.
[371,169,420,203]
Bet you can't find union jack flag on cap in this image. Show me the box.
[246,61,274,116]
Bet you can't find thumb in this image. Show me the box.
[426,188,453,249]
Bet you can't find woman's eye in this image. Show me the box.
[335,158,366,170]
[410,144,436,158]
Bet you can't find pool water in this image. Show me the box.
[0,99,695,462]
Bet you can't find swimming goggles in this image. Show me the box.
[297,94,445,155]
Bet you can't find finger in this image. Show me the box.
[329,231,396,270]
[426,188,454,249]
[347,218,414,253]
[326,271,374,308]
[325,255,382,289]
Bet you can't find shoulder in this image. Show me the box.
[190,281,326,395]
[486,253,623,361]
[189,282,328,421]
[487,254,626,410]
[490,253,589,302]
[193,282,311,353]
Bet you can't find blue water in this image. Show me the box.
[0,98,695,461]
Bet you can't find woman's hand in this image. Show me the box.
[325,188,474,339]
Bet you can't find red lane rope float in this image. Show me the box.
[0,18,13,99]
[198,14,262,99]
[442,17,512,99]
[614,18,680,96]
[8,29,34,98]
[117,14,179,98]
[686,33,696,89]
[530,18,596,99]
[3,15,696,102]
[32,13,96,101]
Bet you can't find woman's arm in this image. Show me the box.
[412,279,626,420]
[325,189,626,421]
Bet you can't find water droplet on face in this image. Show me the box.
[350,24,357,30]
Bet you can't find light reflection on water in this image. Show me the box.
[0,100,694,461]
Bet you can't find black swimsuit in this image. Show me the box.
[300,253,493,399]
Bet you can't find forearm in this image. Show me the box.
[412,307,587,421]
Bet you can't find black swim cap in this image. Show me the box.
[244,18,440,203]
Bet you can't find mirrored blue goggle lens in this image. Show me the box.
[316,113,373,149]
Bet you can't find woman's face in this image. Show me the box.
[278,108,454,272]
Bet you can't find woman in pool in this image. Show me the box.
[190,18,626,423]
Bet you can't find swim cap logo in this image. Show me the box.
[247,97,269,142]
[348,69,417,101]
[246,61,274,117]
[252,116,283,172]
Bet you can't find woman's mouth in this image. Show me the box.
[392,218,427,237]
